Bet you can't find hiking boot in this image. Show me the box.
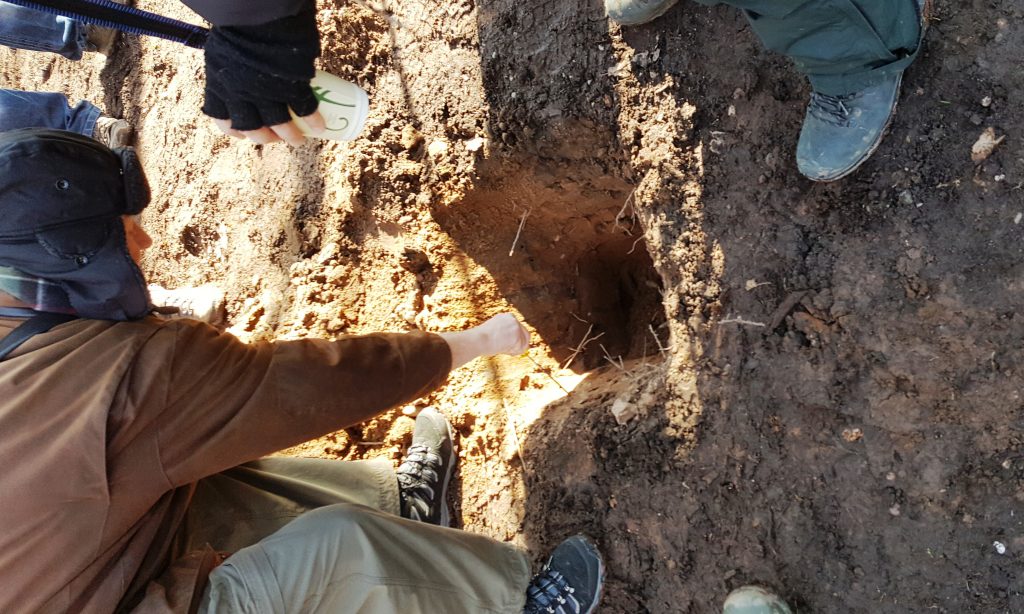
[93,116,132,149]
[524,536,605,614]
[84,0,132,54]
[723,586,793,614]
[397,407,456,526]
[148,284,226,326]
[796,0,931,181]
[605,0,679,26]
[84,25,117,55]
[795,77,901,181]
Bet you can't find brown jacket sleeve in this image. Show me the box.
[140,319,451,487]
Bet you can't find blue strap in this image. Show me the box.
[0,306,38,318]
[2,0,210,49]
[0,311,77,361]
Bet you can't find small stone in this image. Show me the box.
[841,428,864,442]
[401,405,418,416]
[316,242,339,264]
[427,140,449,157]
[886,471,897,481]
[981,96,993,108]
[610,397,637,425]
[889,503,901,516]
[972,127,1006,162]
[465,136,486,152]
[400,125,424,151]
[994,541,1007,555]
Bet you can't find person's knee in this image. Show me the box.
[277,502,378,544]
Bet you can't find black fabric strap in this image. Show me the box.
[0,312,77,362]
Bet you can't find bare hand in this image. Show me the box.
[439,313,530,370]
[213,110,326,147]
[476,313,530,356]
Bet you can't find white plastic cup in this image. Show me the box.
[290,70,369,141]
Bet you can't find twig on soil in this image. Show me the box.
[614,188,637,234]
[765,290,809,332]
[508,209,531,257]
[570,312,590,324]
[353,441,385,446]
[501,401,528,476]
[599,343,625,371]
[525,353,570,395]
[719,316,767,328]
[649,323,675,353]
[561,324,605,370]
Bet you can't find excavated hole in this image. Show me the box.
[435,176,667,374]
[572,236,667,370]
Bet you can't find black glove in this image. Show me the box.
[202,8,321,131]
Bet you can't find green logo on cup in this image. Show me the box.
[313,86,354,131]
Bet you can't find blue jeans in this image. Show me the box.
[0,2,86,60]
[0,89,100,136]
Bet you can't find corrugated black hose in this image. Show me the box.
[2,0,209,49]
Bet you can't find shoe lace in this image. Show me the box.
[396,445,441,521]
[808,91,856,126]
[524,569,581,614]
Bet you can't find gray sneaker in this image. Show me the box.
[93,116,132,149]
[397,408,456,526]
[148,284,225,326]
[524,536,605,614]
[796,0,931,182]
[605,0,679,26]
[723,586,792,614]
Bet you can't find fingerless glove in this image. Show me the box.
[202,7,321,131]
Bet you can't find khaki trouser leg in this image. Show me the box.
[176,457,400,555]
[198,503,532,614]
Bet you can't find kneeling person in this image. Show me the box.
[0,129,603,614]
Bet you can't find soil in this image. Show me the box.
[2,0,1023,611]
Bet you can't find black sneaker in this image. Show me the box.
[396,408,456,526]
[524,536,605,614]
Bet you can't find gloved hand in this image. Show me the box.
[202,7,323,143]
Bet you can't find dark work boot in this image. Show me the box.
[605,0,679,26]
[795,76,903,182]
[396,408,456,526]
[796,0,931,181]
[524,536,605,614]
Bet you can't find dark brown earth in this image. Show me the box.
[2,0,1022,611]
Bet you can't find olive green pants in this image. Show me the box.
[697,0,924,95]
[182,458,531,614]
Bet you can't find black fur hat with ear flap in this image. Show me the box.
[0,128,152,320]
